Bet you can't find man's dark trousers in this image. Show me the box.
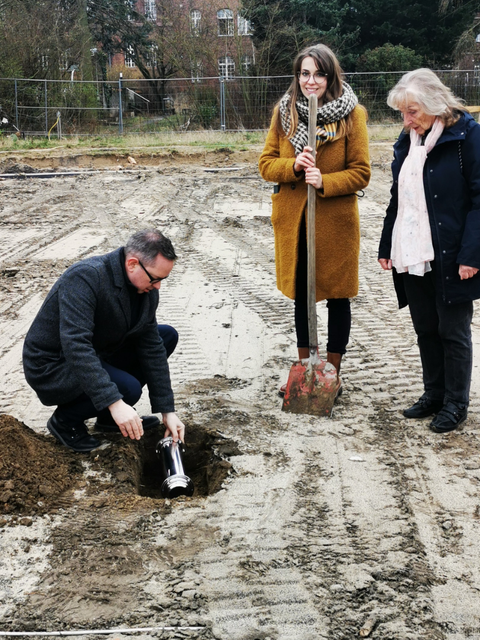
[55,325,178,426]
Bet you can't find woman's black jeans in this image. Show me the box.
[403,270,473,407]
[294,217,351,353]
[55,325,178,425]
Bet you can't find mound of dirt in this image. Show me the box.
[0,411,238,519]
[0,414,82,516]
[0,161,35,174]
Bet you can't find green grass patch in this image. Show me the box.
[0,126,396,153]
[0,130,268,153]
[367,123,401,141]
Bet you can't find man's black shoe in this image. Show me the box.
[94,414,161,433]
[47,413,101,452]
[403,396,444,419]
[429,402,467,433]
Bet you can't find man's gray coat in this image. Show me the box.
[23,248,174,413]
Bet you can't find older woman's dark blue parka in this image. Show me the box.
[378,111,480,308]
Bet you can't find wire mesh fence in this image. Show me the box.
[1,70,480,137]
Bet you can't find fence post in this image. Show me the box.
[14,79,19,131]
[57,111,62,139]
[118,73,124,135]
[220,78,226,131]
[44,80,48,137]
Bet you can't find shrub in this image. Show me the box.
[356,43,423,73]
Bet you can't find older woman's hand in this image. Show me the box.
[378,258,392,271]
[459,265,479,280]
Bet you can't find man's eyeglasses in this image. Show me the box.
[138,260,164,284]
[298,71,328,84]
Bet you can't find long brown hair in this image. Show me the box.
[275,43,355,138]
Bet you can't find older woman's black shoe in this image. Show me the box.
[47,412,101,452]
[429,403,467,433]
[403,396,443,419]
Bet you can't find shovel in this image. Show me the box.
[282,93,338,416]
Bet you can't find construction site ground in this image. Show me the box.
[1,141,480,640]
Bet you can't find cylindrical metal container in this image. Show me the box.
[156,436,194,498]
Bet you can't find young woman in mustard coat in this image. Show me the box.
[259,44,371,396]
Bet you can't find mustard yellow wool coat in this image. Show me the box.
[259,105,371,301]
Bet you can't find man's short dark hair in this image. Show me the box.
[125,229,177,264]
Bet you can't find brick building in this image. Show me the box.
[110,0,256,80]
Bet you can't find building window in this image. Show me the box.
[125,46,136,68]
[59,51,70,71]
[241,55,253,73]
[145,44,158,69]
[475,64,480,84]
[144,0,157,21]
[190,9,201,34]
[237,15,252,36]
[191,61,203,83]
[219,55,235,79]
[217,9,234,36]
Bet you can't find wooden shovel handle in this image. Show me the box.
[307,94,318,356]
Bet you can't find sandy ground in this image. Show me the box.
[1,142,480,640]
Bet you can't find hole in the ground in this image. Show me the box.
[136,422,240,499]
[0,415,242,515]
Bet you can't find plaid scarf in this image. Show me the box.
[279,82,358,155]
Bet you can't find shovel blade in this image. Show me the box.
[282,359,337,416]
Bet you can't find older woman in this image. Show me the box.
[259,44,370,396]
[378,68,480,432]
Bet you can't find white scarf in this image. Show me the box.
[391,118,444,276]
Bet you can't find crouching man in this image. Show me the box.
[23,228,184,452]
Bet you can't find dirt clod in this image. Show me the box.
[0,415,82,515]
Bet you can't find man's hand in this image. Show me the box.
[162,412,185,443]
[459,265,479,280]
[108,399,143,440]
[378,258,392,271]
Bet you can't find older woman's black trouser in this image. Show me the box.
[402,269,472,407]
[294,218,351,354]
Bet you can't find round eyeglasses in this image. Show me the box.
[297,71,328,84]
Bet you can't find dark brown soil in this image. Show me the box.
[0,414,82,516]
[0,412,238,520]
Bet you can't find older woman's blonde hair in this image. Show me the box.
[387,68,466,127]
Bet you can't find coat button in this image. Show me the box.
[291,183,296,190]
[439,222,442,225]
[430,169,433,173]
[446,276,449,280]
[443,250,446,254]
[434,194,438,198]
